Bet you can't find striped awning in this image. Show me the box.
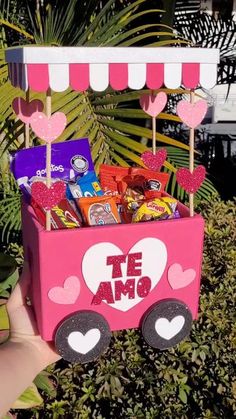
[5,47,220,92]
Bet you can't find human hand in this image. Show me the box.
[6,262,61,371]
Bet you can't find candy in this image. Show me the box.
[10,138,94,197]
[78,196,121,226]
[32,199,82,229]
[132,198,172,223]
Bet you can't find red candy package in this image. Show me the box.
[32,199,82,229]
[99,164,169,195]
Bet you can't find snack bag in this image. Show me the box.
[68,171,103,199]
[78,196,121,226]
[10,138,94,197]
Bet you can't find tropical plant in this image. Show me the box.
[0,0,217,243]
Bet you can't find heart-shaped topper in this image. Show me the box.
[177,99,208,129]
[140,92,167,117]
[31,180,66,210]
[176,165,206,194]
[12,97,44,124]
[141,149,167,171]
[30,111,67,143]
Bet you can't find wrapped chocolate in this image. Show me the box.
[68,171,103,199]
[78,196,121,226]
[32,199,82,229]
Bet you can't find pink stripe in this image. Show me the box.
[69,64,89,91]
[146,64,164,89]
[182,63,200,89]
[109,63,128,90]
[27,64,49,92]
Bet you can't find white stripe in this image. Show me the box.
[21,64,28,91]
[200,63,218,89]
[5,47,220,64]
[164,63,182,88]
[128,64,146,90]
[49,64,69,92]
[90,64,109,91]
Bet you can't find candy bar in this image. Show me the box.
[78,196,121,226]
[32,199,82,229]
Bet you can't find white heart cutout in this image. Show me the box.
[68,329,101,354]
[155,316,185,340]
[82,238,167,312]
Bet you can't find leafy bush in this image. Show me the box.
[8,196,235,419]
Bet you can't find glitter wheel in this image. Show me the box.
[142,299,192,350]
[55,311,111,363]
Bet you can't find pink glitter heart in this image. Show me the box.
[12,97,44,124]
[30,111,67,143]
[177,99,208,128]
[31,181,66,210]
[176,165,206,193]
[141,149,167,171]
[140,92,167,117]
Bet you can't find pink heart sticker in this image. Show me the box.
[31,181,66,210]
[176,165,206,194]
[177,99,208,128]
[12,97,44,124]
[48,276,80,304]
[30,111,67,143]
[140,92,167,117]
[141,149,167,171]
[168,263,196,289]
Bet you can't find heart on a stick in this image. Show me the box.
[141,149,167,171]
[177,99,208,128]
[30,111,67,143]
[176,165,206,194]
[48,276,80,304]
[140,92,167,117]
[12,97,44,124]
[31,180,66,210]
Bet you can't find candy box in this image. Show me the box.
[22,197,204,363]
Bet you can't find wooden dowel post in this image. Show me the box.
[189,90,195,217]
[25,89,30,148]
[46,88,52,231]
[152,116,156,155]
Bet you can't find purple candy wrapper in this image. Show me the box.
[10,138,94,197]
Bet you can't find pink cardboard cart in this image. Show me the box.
[6,46,219,363]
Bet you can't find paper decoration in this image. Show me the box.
[12,97,44,123]
[176,99,208,128]
[82,238,167,312]
[48,276,80,304]
[142,299,193,350]
[141,149,167,171]
[139,92,167,117]
[68,329,101,354]
[155,316,185,340]
[176,165,206,194]
[55,311,111,363]
[168,263,196,289]
[31,180,66,210]
[30,111,67,143]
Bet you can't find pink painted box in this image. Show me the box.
[22,199,204,363]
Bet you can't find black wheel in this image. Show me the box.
[142,299,192,350]
[55,311,111,363]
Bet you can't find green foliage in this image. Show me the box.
[11,197,236,418]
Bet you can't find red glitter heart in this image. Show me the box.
[31,181,66,210]
[141,149,167,171]
[176,166,206,193]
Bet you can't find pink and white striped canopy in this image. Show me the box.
[5,47,220,92]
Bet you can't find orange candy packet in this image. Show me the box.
[77,196,121,226]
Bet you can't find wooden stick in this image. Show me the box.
[189,90,195,217]
[25,89,30,148]
[46,88,52,231]
[152,116,156,155]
